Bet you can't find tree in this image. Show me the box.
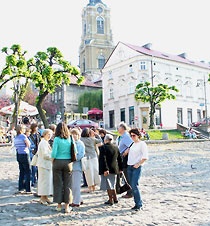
[28,47,84,128]
[135,82,179,129]
[78,89,102,112]
[0,44,30,127]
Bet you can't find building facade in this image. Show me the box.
[50,76,101,123]
[102,42,210,129]
[79,0,114,81]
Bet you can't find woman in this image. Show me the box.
[81,128,102,192]
[37,129,53,204]
[71,128,85,207]
[99,134,123,205]
[29,123,41,187]
[127,128,148,211]
[51,122,72,213]
[14,125,31,193]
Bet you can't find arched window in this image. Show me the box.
[97,17,104,34]
[98,55,105,69]
[84,23,86,35]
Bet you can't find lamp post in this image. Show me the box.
[13,80,20,129]
[197,75,208,127]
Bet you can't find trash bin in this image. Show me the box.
[162,133,169,140]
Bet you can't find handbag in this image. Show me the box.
[70,135,77,162]
[31,154,38,166]
[81,156,89,171]
[116,172,131,194]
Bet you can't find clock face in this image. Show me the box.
[97,7,103,13]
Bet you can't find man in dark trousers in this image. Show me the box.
[117,122,133,198]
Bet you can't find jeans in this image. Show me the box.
[17,153,31,192]
[31,166,38,185]
[127,165,142,208]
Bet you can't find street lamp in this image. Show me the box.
[13,78,26,129]
[13,79,20,129]
[196,75,208,127]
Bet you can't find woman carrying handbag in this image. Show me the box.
[127,128,148,211]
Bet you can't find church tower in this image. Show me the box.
[79,0,114,81]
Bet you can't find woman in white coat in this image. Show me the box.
[37,129,53,204]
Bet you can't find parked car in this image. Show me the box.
[191,118,210,127]
[68,119,98,129]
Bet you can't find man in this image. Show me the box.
[117,122,133,198]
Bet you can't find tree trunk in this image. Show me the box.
[149,102,156,129]
[36,92,49,128]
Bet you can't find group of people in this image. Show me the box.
[14,121,148,213]
[185,127,197,139]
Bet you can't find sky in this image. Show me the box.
[0,0,210,68]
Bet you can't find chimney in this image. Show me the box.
[142,43,152,50]
[178,53,187,59]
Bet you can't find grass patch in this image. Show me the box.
[110,129,183,140]
[148,129,183,140]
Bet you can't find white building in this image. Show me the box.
[102,42,210,129]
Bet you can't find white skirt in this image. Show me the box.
[38,167,53,196]
[84,157,100,187]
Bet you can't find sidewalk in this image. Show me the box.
[0,142,210,225]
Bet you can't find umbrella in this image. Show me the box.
[0,101,38,116]
[87,108,103,115]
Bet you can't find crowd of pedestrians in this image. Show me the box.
[13,121,148,213]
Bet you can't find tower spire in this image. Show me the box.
[88,0,105,6]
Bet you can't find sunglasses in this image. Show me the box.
[130,134,137,138]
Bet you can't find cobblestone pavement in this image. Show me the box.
[0,141,210,226]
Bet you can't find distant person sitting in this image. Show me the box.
[140,128,150,140]
[185,128,196,139]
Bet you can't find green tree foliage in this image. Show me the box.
[0,44,29,126]
[135,82,179,129]
[78,89,102,112]
[28,47,84,128]
[0,45,84,128]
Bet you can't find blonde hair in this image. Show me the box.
[42,129,52,137]
[71,128,81,136]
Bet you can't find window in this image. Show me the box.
[177,108,183,124]
[128,82,135,94]
[52,93,55,102]
[197,109,201,121]
[58,91,62,100]
[186,86,192,97]
[109,88,114,99]
[187,109,192,127]
[140,61,146,70]
[108,71,113,80]
[84,23,86,35]
[97,16,104,34]
[129,106,134,125]
[98,55,105,69]
[120,108,125,122]
[109,110,115,128]
[83,58,86,72]
[155,108,161,126]
[55,93,58,103]
[129,64,133,73]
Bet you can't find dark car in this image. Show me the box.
[191,118,210,127]
[68,119,98,129]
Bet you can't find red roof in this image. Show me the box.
[122,42,210,70]
[70,76,102,88]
